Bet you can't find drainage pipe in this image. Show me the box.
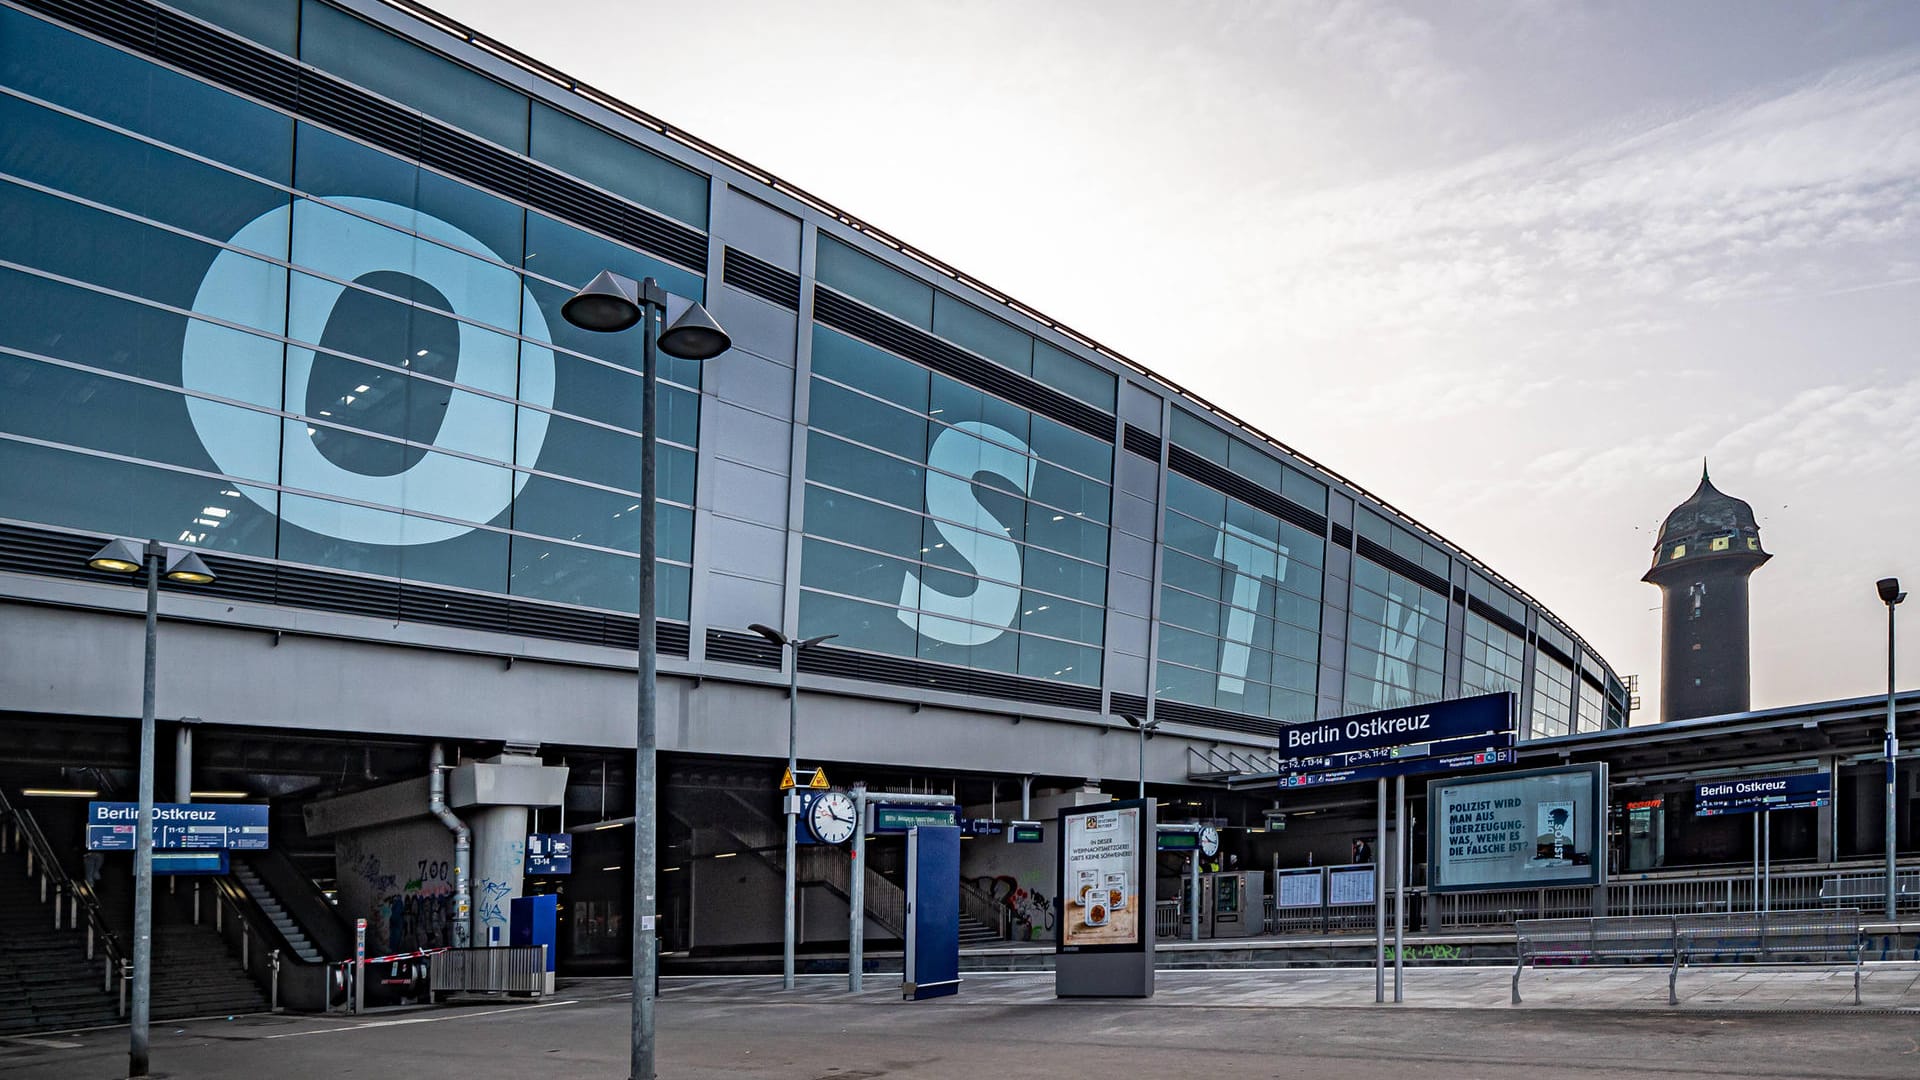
[428,744,473,947]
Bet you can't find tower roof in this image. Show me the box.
[1643,463,1769,580]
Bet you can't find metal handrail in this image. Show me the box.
[0,788,127,1003]
[958,879,1010,940]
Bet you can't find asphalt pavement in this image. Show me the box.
[2,967,1917,1079]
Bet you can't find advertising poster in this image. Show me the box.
[1427,764,1605,892]
[1058,805,1142,952]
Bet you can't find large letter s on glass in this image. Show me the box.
[900,421,1036,646]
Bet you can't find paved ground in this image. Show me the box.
[3,966,1918,1079]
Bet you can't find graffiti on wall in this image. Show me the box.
[970,875,1055,940]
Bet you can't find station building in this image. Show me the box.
[7,0,1902,1002]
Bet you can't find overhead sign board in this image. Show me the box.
[1156,829,1199,851]
[1280,746,1516,791]
[1427,764,1606,893]
[1276,693,1514,790]
[961,818,1004,837]
[869,804,959,835]
[154,851,228,875]
[1007,821,1044,844]
[86,802,269,851]
[526,833,573,874]
[1694,772,1831,816]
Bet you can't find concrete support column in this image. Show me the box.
[469,805,529,947]
[1818,756,1837,863]
[173,725,192,804]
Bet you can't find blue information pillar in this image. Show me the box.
[904,825,960,1000]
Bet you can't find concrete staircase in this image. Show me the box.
[0,849,121,1035]
[230,861,323,964]
[94,871,271,1022]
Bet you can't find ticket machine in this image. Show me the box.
[1208,871,1265,939]
[1176,873,1215,939]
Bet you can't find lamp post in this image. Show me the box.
[85,538,215,1078]
[1122,714,1160,800]
[749,623,836,991]
[561,272,729,1080]
[1878,577,1906,920]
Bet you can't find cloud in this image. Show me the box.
[1219,48,1920,341]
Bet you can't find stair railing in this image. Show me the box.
[0,788,129,1012]
[958,879,1011,940]
[196,873,283,1010]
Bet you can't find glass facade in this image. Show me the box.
[1530,652,1576,739]
[0,6,704,617]
[1345,555,1447,710]
[797,322,1114,686]
[1156,473,1324,722]
[1,0,1631,731]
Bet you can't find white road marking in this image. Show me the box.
[1,1036,83,1049]
[263,1000,576,1039]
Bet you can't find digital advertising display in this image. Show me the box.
[1426,764,1606,893]
[1057,801,1147,954]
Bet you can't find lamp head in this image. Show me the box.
[561,270,644,333]
[164,549,216,585]
[658,298,731,360]
[748,622,787,647]
[87,537,146,574]
[1879,577,1906,606]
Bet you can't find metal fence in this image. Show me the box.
[1151,862,1920,939]
[428,946,549,997]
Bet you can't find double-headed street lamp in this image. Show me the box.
[1123,713,1162,801]
[561,272,729,1080]
[86,538,216,1078]
[1878,576,1905,920]
[749,623,836,991]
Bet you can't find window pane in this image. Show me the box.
[1032,340,1116,412]
[933,293,1031,374]
[803,486,922,562]
[0,8,292,179]
[809,379,927,461]
[0,439,277,555]
[799,588,918,656]
[530,103,708,229]
[816,236,932,328]
[807,431,923,510]
[810,327,928,411]
[294,124,525,265]
[300,0,528,152]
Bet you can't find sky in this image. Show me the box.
[440,0,1920,720]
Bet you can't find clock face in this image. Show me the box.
[1199,826,1221,857]
[808,791,858,844]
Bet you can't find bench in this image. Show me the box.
[1513,909,1863,1005]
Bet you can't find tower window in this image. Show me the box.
[1689,582,1705,619]
[1671,544,1687,560]
[1710,536,1730,552]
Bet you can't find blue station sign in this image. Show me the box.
[1695,772,1832,816]
[86,802,269,851]
[1277,693,1515,790]
[526,833,573,875]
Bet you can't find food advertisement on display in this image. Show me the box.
[1057,803,1144,952]
[1427,764,1606,892]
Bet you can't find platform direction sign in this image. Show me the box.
[1694,772,1831,816]
[1275,692,1515,791]
[86,801,269,851]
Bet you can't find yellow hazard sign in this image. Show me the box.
[779,766,831,790]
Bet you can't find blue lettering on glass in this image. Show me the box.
[182,197,554,544]
[1215,521,1286,694]
[901,421,1036,646]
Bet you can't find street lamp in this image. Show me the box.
[1878,576,1905,920]
[1122,713,1161,801]
[749,622,837,991]
[86,538,215,1078]
[562,272,729,1080]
